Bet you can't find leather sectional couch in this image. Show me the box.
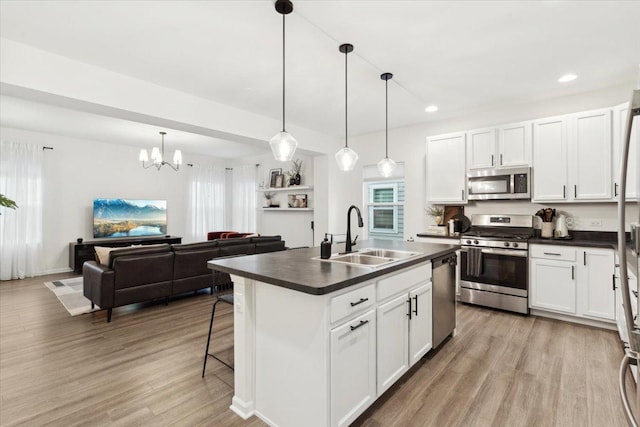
[83,236,285,322]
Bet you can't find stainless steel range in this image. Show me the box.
[459,214,533,314]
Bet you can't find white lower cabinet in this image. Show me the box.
[529,244,615,323]
[530,258,576,314]
[330,309,376,427]
[377,281,433,395]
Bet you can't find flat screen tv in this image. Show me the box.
[93,198,167,238]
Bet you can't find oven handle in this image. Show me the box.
[460,247,528,257]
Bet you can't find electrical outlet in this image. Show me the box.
[588,219,603,227]
[566,216,575,229]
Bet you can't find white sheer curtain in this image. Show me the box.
[0,141,43,280]
[187,165,226,242]
[231,164,257,232]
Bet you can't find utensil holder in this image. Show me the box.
[541,222,554,238]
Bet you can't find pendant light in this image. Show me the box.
[377,72,397,177]
[269,0,298,162]
[335,43,359,171]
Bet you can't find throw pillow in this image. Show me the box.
[94,246,119,266]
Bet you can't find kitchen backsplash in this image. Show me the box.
[464,200,639,232]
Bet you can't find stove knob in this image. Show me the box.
[473,240,479,245]
[504,242,510,247]
[512,242,519,248]
[465,240,472,245]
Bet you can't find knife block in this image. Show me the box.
[541,222,554,238]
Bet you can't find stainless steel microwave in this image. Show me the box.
[467,167,531,200]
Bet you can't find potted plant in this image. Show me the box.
[425,205,444,225]
[289,158,303,186]
[0,194,18,215]
[264,191,277,208]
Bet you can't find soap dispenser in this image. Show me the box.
[320,237,332,259]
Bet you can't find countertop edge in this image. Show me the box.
[208,244,459,295]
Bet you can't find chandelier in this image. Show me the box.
[139,131,182,171]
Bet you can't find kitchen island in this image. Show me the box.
[207,239,458,427]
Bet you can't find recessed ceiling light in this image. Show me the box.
[558,74,578,83]
[425,105,439,113]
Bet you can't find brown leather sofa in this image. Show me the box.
[83,236,285,322]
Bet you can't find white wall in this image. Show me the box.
[1,126,227,274]
[342,84,638,238]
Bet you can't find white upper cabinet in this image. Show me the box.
[426,132,467,204]
[532,116,569,201]
[467,128,497,169]
[533,109,613,203]
[467,123,531,170]
[569,108,612,200]
[498,121,532,168]
[613,102,639,200]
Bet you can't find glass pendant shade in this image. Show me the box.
[173,150,183,165]
[377,157,397,178]
[269,131,298,161]
[139,149,149,162]
[335,146,359,171]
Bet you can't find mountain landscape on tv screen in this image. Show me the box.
[93,198,167,238]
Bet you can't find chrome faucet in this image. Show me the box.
[345,205,364,253]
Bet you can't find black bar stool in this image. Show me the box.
[202,291,234,377]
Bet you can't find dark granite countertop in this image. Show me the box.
[207,239,459,295]
[529,231,628,249]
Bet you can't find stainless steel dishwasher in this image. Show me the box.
[432,252,457,349]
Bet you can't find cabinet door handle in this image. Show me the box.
[413,295,418,316]
[350,297,368,307]
[500,154,503,165]
[544,252,562,256]
[407,298,412,320]
[574,185,577,198]
[615,183,619,197]
[612,274,616,291]
[563,185,566,198]
[491,154,494,166]
[350,319,369,332]
[571,265,575,280]
[583,252,586,266]
[461,189,465,201]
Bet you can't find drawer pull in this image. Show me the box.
[350,297,369,307]
[544,252,562,256]
[350,320,368,331]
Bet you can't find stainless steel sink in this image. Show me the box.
[358,248,420,259]
[314,247,422,268]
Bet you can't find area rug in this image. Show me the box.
[44,277,99,316]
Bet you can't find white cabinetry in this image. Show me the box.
[376,264,433,395]
[532,116,569,201]
[467,123,531,170]
[498,121,532,168]
[569,109,612,200]
[580,248,615,321]
[613,102,639,200]
[330,309,376,427]
[426,133,467,203]
[533,109,613,202]
[529,244,615,323]
[467,128,496,169]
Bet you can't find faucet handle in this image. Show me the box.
[352,235,358,246]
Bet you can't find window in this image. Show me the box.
[367,181,404,239]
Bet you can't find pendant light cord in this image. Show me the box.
[345,48,348,149]
[385,78,388,158]
[282,14,286,133]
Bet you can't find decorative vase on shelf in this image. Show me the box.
[435,216,443,226]
[294,173,301,185]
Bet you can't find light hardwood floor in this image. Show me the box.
[0,272,634,426]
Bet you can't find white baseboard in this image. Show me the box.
[39,267,74,276]
[230,396,255,420]
[530,308,617,330]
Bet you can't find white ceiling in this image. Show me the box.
[1,0,639,157]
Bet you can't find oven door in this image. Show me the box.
[459,247,528,296]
